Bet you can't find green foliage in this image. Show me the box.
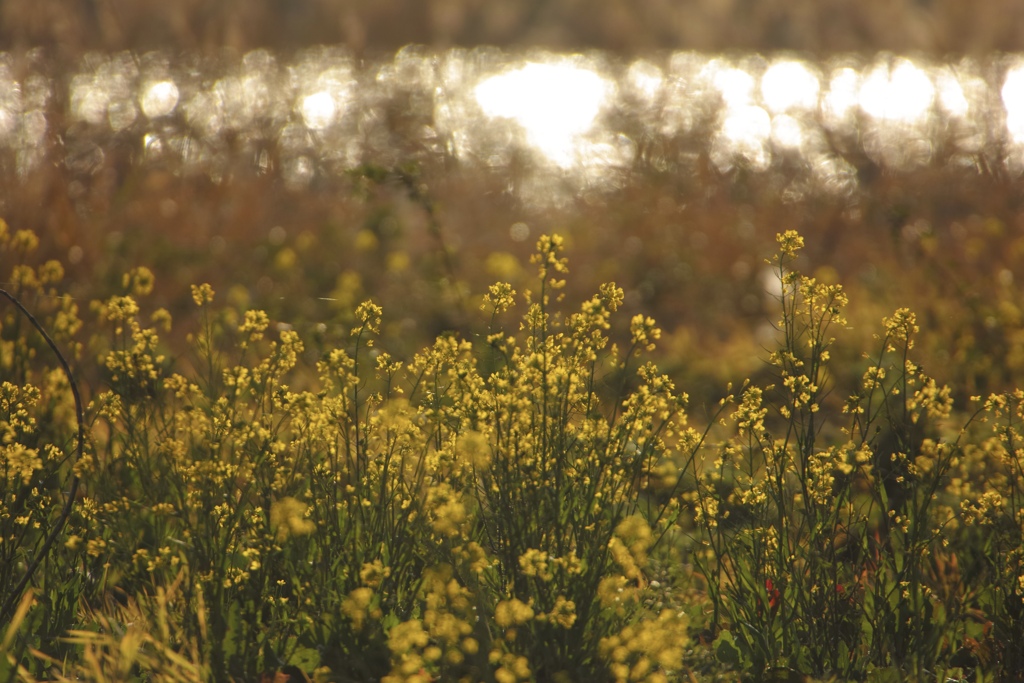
[682,231,1024,682]
[2,218,1024,682]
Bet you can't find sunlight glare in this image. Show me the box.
[705,61,775,169]
[761,60,820,113]
[140,80,180,119]
[1001,63,1024,143]
[771,114,804,150]
[0,76,16,139]
[0,108,13,139]
[714,104,772,171]
[822,67,860,124]
[301,91,337,130]
[858,59,935,122]
[935,70,969,118]
[474,61,610,167]
[711,65,756,107]
[626,59,664,101]
[722,105,771,142]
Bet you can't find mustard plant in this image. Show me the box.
[956,391,1024,677]
[2,223,705,682]
[685,231,999,681]
[0,220,87,674]
[6,216,1024,683]
[413,234,702,681]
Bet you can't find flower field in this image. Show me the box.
[3,208,1024,682]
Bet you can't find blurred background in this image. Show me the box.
[3,0,1024,409]
[4,0,1024,57]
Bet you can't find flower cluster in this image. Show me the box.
[4,221,1024,683]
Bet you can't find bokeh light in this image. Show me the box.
[0,49,1022,198]
[475,60,611,168]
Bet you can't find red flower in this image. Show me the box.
[766,578,780,609]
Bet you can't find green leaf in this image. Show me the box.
[837,640,850,668]
[0,654,16,683]
[966,618,987,640]
[290,647,320,673]
[715,630,741,667]
[381,612,400,632]
[865,665,903,683]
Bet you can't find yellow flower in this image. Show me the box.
[483,282,517,314]
[776,229,804,258]
[38,259,65,285]
[882,308,919,349]
[353,300,383,336]
[426,483,467,537]
[386,619,429,653]
[270,496,315,541]
[101,295,140,323]
[546,596,577,629]
[518,549,553,581]
[360,559,391,589]
[151,308,173,332]
[2,443,42,484]
[10,229,39,253]
[341,587,375,631]
[238,309,270,342]
[458,430,491,469]
[494,598,534,628]
[122,266,155,296]
[190,283,215,306]
[629,315,662,352]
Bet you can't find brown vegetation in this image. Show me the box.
[3,0,1024,58]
